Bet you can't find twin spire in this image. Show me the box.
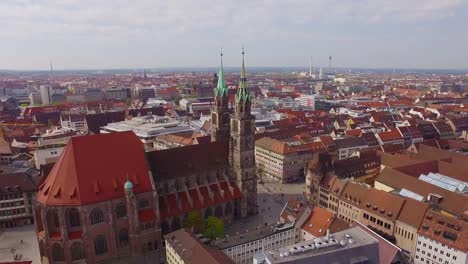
[214,48,251,103]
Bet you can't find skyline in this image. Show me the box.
[2,0,468,70]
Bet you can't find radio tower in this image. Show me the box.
[49,60,54,83]
[328,56,332,74]
[309,56,314,79]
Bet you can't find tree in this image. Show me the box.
[183,210,204,233]
[203,216,224,240]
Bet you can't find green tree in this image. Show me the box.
[183,210,204,233]
[203,216,224,239]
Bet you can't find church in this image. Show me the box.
[33,51,257,264]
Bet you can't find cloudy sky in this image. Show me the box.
[1,0,468,70]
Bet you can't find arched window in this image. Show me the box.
[94,235,108,256]
[225,202,233,216]
[119,229,129,248]
[68,208,81,228]
[39,240,46,258]
[171,217,181,231]
[154,241,158,250]
[205,207,213,219]
[138,199,149,209]
[116,203,126,218]
[161,220,170,235]
[147,242,153,251]
[46,209,60,232]
[52,243,65,261]
[215,205,223,217]
[71,242,85,260]
[90,208,104,225]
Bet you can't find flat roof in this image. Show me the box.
[211,222,295,250]
[262,226,379,263]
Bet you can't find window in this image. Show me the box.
[71,242,85,260]
[52,243,65,261]
[116,203,127,218]
[94,235,108,255]
[90,208,104,225]
[68,208,81,228]
[119,229,129,248]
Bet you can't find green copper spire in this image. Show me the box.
[214,50,228,97]
[236,47,251,102]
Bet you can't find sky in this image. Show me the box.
[1,0,468,70]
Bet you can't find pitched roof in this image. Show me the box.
[377,167,468,216]
[361,132,379,146]
[334,137,367,149]
[418,209,467,252]
[85,111,125,134]
[352,221,404,264]
[396,198,428,228]
[377,129,403,142]
[255,137,324,155]
[301,207,335,237]
[164,229,234,264]
[341,182,405,222]
[37,131,153,206]
[146,141,229,180]
[0,171,37,193]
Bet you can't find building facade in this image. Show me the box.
[0,167,38,228]
[211,222,297,264]
[35,133,161,264]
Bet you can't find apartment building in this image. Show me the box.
[0,166,38,228]
[394,198,429,262]
[414,210,467,264]
[334,137,368,160]
[211,222,298,264]
[337,182,405,239]
[255,137,323,183]
[164,229,234,264]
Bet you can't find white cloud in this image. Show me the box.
[0,0,463,39]
[0,0,466,69]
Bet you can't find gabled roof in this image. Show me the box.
[341,182,405,222]
[301,207,335,237]
[334,137,367,149]
[377,167,468,216]
[37,132,152,206]
[377,129,403,142]
[397,198,428,228]
[146,141,229,180]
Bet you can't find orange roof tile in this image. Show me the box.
[37,132,153,206]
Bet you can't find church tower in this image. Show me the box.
[230,48,257,217]
[211,51,231,142]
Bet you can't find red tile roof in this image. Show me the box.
[210,184,224,205]
[377,129,403,142]
[179,192,192,213]
[419,210,467,252]
[199,186,213,207]
[167,193,181,218]
[301,207,334,237]
[68,230,82,240]
[189,189,203,209]
[37,132,153,206]
[139,208,156,222]
[219,181,233,201]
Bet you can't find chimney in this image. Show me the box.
[427,193,443,204]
